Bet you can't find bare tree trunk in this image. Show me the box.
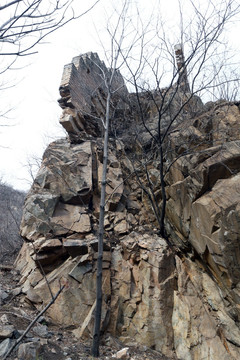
[92,91,111,357]
[159,138,167,238]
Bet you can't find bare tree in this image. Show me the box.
[89,2,240,355]
[0,0,100,66]
[0,0,100,125]
[91,1,137,356]
[115,0,240,240]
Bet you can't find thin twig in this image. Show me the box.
[3,284,65,360]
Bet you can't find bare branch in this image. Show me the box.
[3,283,65,360]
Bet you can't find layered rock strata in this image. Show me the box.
[16,53,240,359]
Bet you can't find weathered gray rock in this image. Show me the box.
[0,289,8,303]
[32,324,48,338]
[69,255,93,282]
[17,341,41,360]
[63,239,89,258]
[113,347,129,359]
[0,338,12,358]
[26,287,43,304]
[10,286,22,297]
[0,325,14,340]
[0,315,9,325]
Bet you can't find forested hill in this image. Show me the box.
[0,181,25,262]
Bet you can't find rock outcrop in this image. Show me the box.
[15,53,240,359]
[166,101,240,309]
[58,52,129,142]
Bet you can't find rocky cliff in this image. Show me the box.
[15,53,240,359]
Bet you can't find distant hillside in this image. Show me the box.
[0,181,25,262]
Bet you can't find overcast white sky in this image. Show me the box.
[0,0,163,191]
[0,0,239,191]
[0,0,104,191]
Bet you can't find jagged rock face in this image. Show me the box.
[17,53,240,359]
[165,102,240,315]
[17,234,176,356]
[173,255,240,360]
[20,137,139,271]
[21,140,93,241]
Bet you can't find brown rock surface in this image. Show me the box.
[172,256,240,359]
[15,54,240,359]
[165,103,240,319]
